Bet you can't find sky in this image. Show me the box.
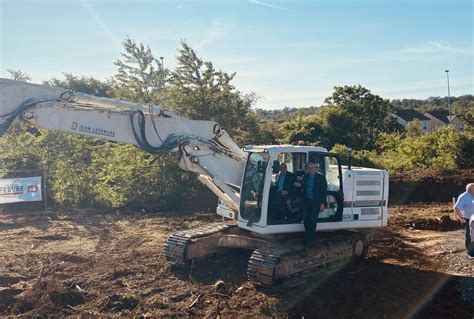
[0,0,472,109]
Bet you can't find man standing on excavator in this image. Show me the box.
[295,162,328,247]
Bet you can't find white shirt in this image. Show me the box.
[454,191,474,219]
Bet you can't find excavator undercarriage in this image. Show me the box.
[164,222,368,287]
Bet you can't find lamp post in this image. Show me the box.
[159,57,165,89]
[445,70,451,124]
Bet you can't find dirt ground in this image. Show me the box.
[0,203,473,318]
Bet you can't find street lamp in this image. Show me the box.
[159,57,165,89]
[445,70,451,124]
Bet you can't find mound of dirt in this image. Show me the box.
[410,215,462,231]
[389,169,473,204]
[12,279,85,316]
[388,204,464,231]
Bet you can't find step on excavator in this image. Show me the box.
[0,78,388,286]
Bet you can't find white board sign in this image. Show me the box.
[0,176,42,204]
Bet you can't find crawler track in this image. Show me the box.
[164,222,235,266]
[247,232,366,287]
[247,250,280,286]
[165,224,367,287]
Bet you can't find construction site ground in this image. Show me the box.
[0,203,473,318]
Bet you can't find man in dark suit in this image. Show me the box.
[295,162,328,246]
[274,162,297,218]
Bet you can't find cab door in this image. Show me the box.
[308,152,344,222]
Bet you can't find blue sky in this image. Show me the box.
[1,0,472,109]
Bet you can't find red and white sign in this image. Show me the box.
[0,177,42,204]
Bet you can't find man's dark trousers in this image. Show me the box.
[300,173,327,246]
[303,201,319,245]
[465,218,471,249]
[276,192,291,217]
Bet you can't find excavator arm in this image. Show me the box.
[0,78,246,212]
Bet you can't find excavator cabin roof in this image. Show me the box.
[243,144,328,155]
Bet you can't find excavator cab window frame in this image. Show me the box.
[240,151,270,225]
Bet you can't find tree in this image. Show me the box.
[321,85,399,150]
[43,73,113,97]
[277,115,324,145]
[7,69,31,82]
[113,37,167,104]
[164,41,263,144]
[405,119,423,137]
[460,108,474,132]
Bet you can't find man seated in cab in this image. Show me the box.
[273,162,297,219]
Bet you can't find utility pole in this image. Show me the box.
[445,70,451,124]
[159,57,165,89]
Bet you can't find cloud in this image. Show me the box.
[195,20,232,49]
[427,41,442,48]
[249,0,290,11]
[330,41,473,65]
[397,41,472,55]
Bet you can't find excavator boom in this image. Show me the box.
[0,78,245,212]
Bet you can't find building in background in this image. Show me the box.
[393,109,432,133]
[424,110,464,131]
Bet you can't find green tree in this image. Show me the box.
[164,41,262,144]
[113,37,167,103]
[321,85,399,149]
[277,115,324,144]
[44,132,99,207]
[0,123,99,207]
[0,123,42,177]
[405,119,423,137]
[44,73,113,97]
[375,126,472,171]
[92,144,194,209]
[329,144,379,168]
[460,108,474,132]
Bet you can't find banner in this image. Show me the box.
[0,177,42,204]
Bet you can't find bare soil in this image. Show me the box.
[0,204,472,318]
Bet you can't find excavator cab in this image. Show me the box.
[238,146,345,234]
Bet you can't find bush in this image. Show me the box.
[0,124,201,209]
[330,127,473,173]
[376,126,473,172]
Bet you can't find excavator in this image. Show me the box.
[0,78,389,286]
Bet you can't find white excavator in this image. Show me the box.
[0,78,388,286]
